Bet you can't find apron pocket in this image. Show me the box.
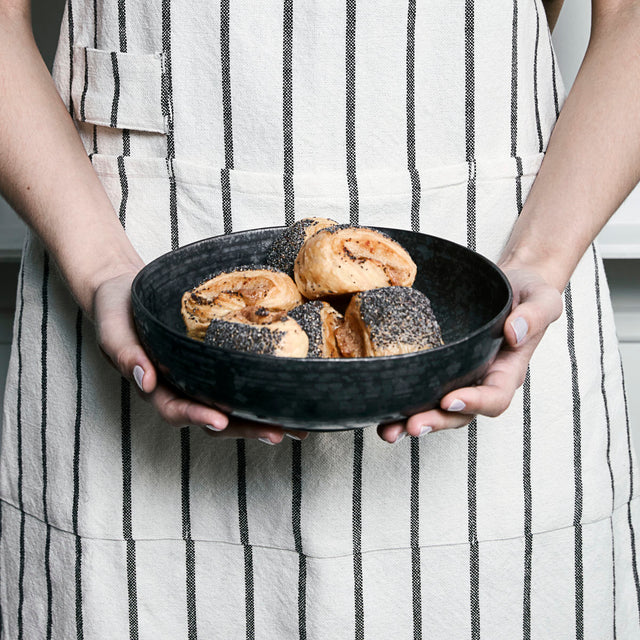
[71,46,167,134]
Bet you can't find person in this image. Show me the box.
[0,0,638,636]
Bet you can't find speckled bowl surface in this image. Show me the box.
[131,227,512,431]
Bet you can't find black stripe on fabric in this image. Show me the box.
[118,60,138,630]
[522,370,532,640]
[118,0,127,52]
[620,359,640,621]
[467,418,480,640]
[40,252,53,640]
[564,283,584,637]
[464,2,479,636]
[352,429,365,640]
[72,310,84,639]
[345,0,359,225]
[121,379,139,639]
[220,0,234,235]
[16,264,26,640]
[221,0,234,171]
[221,169,233,235]
[592,245,618,634]
[110,52,120,129]
[292,440,307,639]
[89,0,97,154]
[93,0,97,48]
[406,0,420,233]
[117,155,129,228]
[532,0,543,153]
[236,440,255,639]
[161,0,179,251]
[80,47,89,122]
[67,0,74,115]
[410,437,422,640]
[510,0,518,158]
[406,1,422,627]
[283,0,295,227]
[180,428,198,639]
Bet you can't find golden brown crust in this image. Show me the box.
[204,306,309,357]
[181,267,302,340]
[294,226,417,299]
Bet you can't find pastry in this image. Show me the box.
[181,266,302,340]
[294,225,417,299]
[335,286,443,357]
[288,300,343,358]
[265,217,338,276]
[204,306,309,357]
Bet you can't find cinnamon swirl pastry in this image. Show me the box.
[181,266,302,340]
[335,287,444,357]
[294,226,417,299]
[288,301,343,358]
[266,217,338,276]
[204,306,309,357]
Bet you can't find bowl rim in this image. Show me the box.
[131,225,513,364]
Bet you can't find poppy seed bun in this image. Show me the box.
[266,217,338,276]
[181,266,302,340]
[204,306,309,357]
[335,287,443,357]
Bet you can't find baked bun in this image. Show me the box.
[204,306,309,357]
[335,287,443,357]
[181,266,302,340]
[266,217,338,276]
[294,226,417,299]
[288,301,343,358]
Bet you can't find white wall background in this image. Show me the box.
[1,0,639,444]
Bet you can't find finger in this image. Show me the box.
[201,416,294,443]
[377,421,407,443]
[95,281,158,394]
[405,409,474,435]
[150,383,229,431]
[505,285,562,348]
[437,342,533,419]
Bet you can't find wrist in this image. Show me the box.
[55,237,144,319]
[498,241,573,294]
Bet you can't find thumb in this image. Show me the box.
[504,281,563,349]
[94,272,158,393]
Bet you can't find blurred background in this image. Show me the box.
[1,0,639,444]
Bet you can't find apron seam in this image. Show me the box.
[2,494,637,558]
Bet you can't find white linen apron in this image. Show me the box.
[1,1,639,638]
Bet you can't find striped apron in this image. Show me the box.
[1,0,639,638]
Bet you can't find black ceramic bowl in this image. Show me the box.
[131,227,512,430]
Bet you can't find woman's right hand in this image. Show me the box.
[92,268,307,444]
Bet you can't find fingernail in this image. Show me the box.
[447,398,466,412]
[285,433,303,441]
[511,316,528,344]
[133,365,145,392]
[393,431,407,444]
[258,437,276,446]
[203,423,224,432]
[419,426,433,437]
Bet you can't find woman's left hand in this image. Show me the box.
[377,264,564,443]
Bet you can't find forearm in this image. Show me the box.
[500,1,640,291]
[0,6,142,316]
